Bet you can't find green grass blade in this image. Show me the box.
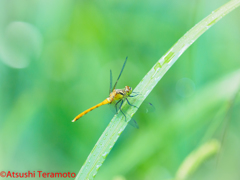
[175,139,220,180]
[76,1,240,179]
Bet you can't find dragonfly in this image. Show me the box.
[72,57,139,123]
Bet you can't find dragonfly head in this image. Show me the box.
[125,86,132,96]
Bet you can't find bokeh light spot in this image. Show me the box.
[0,21,42,68]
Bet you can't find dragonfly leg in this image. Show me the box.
[120,109,127,121]
[132,92,141,95]
[126,98,138,109]
[130,92,141,97]
[129,94,139,97]
[118,100,127,121]
[120,101,127,121]
[115,100,122,113]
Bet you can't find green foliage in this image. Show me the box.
[76,1,240,179]
[0,0,240,180]
[175,139,220,180]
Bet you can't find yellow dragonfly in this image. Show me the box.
[72,57,138,123]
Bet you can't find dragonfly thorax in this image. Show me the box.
[108,86,133,103]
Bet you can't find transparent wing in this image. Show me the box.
[144,102,155,113]
[112,56,128,91]
[110,70,112,94]
[128,118,139,129]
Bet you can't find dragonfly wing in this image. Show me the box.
[145,102,155,113]
[112,56,128,91]
[110,70,112,94]
[128,118,139,129]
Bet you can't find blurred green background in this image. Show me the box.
[0,0,240,179]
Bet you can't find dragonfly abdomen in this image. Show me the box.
[72,98,110,122]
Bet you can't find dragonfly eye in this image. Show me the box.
[125,86,132,94]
